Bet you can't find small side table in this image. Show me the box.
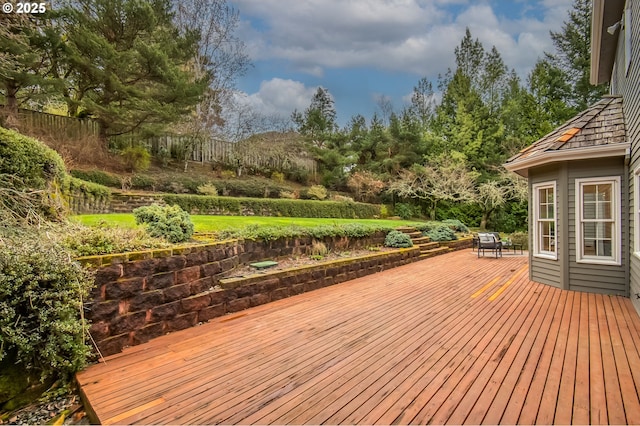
[504,243,523,254]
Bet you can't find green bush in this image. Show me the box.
[62,224,170,257]
[121,146,151,172]
[0,127,66,190]
[0,234,94,383]
[271,171,285,183]
[133,204,194,243]
[435,201,482,227]
[393,203,420,220]
[162,194,381,219]
[307,185,328,200]
[427,225,457,242]
[507,231,529,248]
[131,174,157,191]
[70,169,122,188]
[0,128,69,221]
[197,183,218,196]
[216,222,391,242]
[441,219,469,233]
[384,230,413,248]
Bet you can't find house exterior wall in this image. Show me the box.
[567,158,627,295]
[610,0,640,309]
[528,165,566,289]
[528,159,627,295]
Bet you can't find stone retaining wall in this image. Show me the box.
[81,233,389,356]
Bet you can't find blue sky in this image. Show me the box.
[227,0,575,127]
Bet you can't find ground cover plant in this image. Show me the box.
[73,214,426,233]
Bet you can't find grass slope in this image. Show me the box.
[72,214,425,233]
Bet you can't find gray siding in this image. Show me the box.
[612,0,640,309]
[528,165,564,289]
[567,158,627,295]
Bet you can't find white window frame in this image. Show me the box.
[575,176,621,266]
[634,167,640,257]
[533,181,557,260]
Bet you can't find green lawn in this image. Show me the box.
[71,214,426,233]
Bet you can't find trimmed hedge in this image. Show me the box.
[162,194,381,219]
[70,169,122,188]
[0,127,66,190]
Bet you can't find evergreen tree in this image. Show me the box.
[292,87,337,149]
[410,77,436,128]
[54,0,207,138]
[546,0,608,109]
[0,14,54,113]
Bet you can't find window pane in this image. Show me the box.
[583,185,597,202]
[598,240,613,257]
[597,201,612,219]
[584,202,596,219]
[539,204,548,219]
[540,222,555,252]
[582,222,613,257]
[546,189,554,203]
[584,222,596,239]
[548,204,554,219]
[598,184,612,201]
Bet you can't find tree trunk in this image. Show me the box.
[480,209,493,230]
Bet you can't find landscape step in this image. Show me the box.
[412,236,432,245]
[418,242,441,251]
[419,247,451,259]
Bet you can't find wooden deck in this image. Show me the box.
[77,250,640,424]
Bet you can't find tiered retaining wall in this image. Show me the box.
[81,233,394,356]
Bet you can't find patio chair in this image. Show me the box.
[477,233,502,258]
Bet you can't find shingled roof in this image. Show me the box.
[504,95,628,177]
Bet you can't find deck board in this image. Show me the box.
[76,250,640,424]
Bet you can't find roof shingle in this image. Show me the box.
[505,96,626,167]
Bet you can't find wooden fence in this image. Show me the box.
[3,107,317,175]
[1,107,100,139]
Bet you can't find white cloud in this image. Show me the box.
[231,0,575,80]
[235,78,317,118]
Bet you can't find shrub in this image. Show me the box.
[197,183,218,196]
[307,185,328,200]
[394,203,420,220]
[0,127,66,189]
[347,171,385,202]
[279,190,298,199]
[62,224,170,257]
[162,194,381,219]
[133,204,194,243]
[311,241,329,257]
[285,168,311,185]
[441,219,469,233]
[427,225,457,242]
[221,170,236,179]
[271,171,285,183]
[157,146,171,167]
[0,233,94,383]
[330,194,355,203]
[131,174,157,191]
[384,230,413,248]
[121,146,151,172]
[0,128,69,221]
[70,169,122,188]
[507,231,528,248]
